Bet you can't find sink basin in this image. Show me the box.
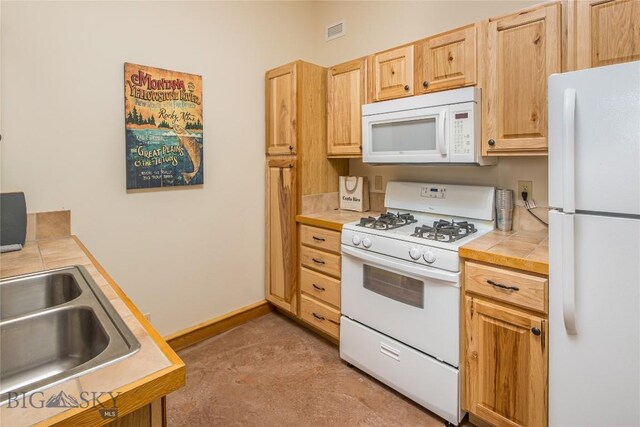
[1,307,109,394]
[0,266,140,405]
[0,271,82,320]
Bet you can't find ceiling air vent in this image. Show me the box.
[325,21,345,42]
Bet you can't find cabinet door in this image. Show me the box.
[266,157,297,314]
[327,58,367,157]
[415,25,477,94]
[373,45,414,101]
[574,0,640,70]
[466,297,547,427]
[266,63,297,155]
[483,3,561,155]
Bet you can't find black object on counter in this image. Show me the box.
[1,192,27,249]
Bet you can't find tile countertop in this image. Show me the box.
[459,229,549,275]
[0,237,185,426]
[299,211,549,275]
[296,210,383,231]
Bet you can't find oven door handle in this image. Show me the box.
[341,245,460,284]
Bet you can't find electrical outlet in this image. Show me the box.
[374,175,383,191]
[518,180,533,200]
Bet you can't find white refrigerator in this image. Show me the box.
[548,61,640,426]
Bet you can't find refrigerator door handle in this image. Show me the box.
[562,213,578,335]
[563,88,576,214]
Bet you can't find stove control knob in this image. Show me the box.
[409,248,421,260]
[423,251,436,264]
[352,235,361,246]
[362,237,372,248]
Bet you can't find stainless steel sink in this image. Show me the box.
[0,266,140,405]
[0,271,82,320]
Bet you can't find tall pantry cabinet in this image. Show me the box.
[265,61,348,315]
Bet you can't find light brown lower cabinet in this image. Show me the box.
[463,261,549,427]
[298,224,342,340]
[465,297,547,427]
[300,294,340,338]
[265,157,298,314]
[107,398,165,427]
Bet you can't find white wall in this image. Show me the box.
[314,0,549,206]
[1,1,550,336]
[1,1,317,335]
[313,1,539,66]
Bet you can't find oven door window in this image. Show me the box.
[363,264,424,309]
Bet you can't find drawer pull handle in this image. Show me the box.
[487,279,520,292]
[312,236,326,242]
[312,312,325,321]
[312,258,325,265]
[380,342,400,361]
[531,327,541,336]
[312,283,326,291]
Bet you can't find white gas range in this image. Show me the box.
[339,181,495,426]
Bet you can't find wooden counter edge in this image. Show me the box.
[295,214,344,232]
[459,246,549,276]
[36,236,187,427]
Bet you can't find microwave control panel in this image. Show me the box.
[452,110,473,156]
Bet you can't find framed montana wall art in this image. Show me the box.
[124,63,203,189]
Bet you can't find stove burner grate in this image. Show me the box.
[412,219,477,242]
[356,212,417,230]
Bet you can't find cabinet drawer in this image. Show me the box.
[300,294,340,339]
[300,225,341,253]
[465,261,548,313]
[300,246,341,278]
[300,267,341,308]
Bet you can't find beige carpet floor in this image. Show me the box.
[167,312,473,426]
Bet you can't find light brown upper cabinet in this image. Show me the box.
[265,157,298,314]
[415,24,477,94]
[327,58,367,158]
[482,2,561,156]
[566,0,640,71]
[266,63,297,155]
[372,45,414,101]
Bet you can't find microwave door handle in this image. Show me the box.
[341,245,459,283]
[438,111,447,155]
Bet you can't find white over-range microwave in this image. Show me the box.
[361,87,496,165]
